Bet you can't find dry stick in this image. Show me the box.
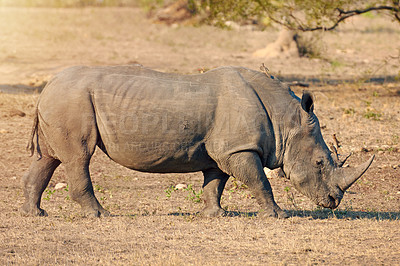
[330,143,340,166]
[330,134,352,167]
[260,63,270,75]
[332,133,341,149]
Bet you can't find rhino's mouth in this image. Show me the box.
[317,192,343,209]
[327,195,340,209]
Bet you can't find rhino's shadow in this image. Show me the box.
[287,209,400,220]
[168,210,400,220]
[168,211,257,218]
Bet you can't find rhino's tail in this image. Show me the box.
[27,107,42,160]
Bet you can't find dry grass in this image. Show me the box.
[1,214,399,265]
[0,7,399,265]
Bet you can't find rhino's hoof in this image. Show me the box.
[20,206,48,217]
[258,208,289,219]
[277,209,290,219]
[83,208,111,218]
[200,207,226,218]
[101,209,111,217]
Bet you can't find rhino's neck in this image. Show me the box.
[265,96,302,169]
[240,69,302,169]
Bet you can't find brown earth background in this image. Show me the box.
[0,6,399,265]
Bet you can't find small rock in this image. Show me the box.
[377,164,387,169]
[0,129,7,134]
[175,183,187,190]
[264,168,286,179]
[264,168,273,176]
[54,182,67,190]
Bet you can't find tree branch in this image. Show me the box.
[337,5,400,15]
[279,5,400,32]
[395,12,400,22]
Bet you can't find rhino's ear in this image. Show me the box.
[301,90,314,113]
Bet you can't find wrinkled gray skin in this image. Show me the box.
[21,65,374,218]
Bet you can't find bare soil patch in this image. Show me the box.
[0,7,399,265]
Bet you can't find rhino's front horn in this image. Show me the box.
[335,155,375,191]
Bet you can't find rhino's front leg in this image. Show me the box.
[201,168,229,217]
[225,152,289,219]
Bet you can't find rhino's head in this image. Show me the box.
[282,91,374,209]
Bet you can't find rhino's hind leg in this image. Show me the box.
[201,169,229,217]
[34,94,109,217]
[64,160,110,218]
[225,152,289,219]
[21,156,61,216]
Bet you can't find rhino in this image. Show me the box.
[21,65,374,218]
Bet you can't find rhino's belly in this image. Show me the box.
[99,135,217,173]
[95,107,217,172]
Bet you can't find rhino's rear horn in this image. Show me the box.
[335,155,375,191]
[329,134,351,167]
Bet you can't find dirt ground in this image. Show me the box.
[0,7,399,265]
